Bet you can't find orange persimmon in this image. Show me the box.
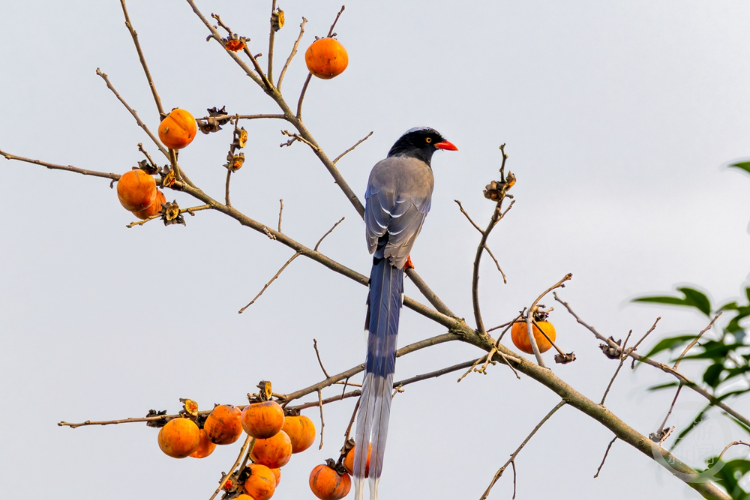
[157,418,201,458]
[159,109,197,150]
[132,189,165,220]
[305,38,348,79]
[282,415,316,453]
[189,429,217,459]
[309,463,351,500]
[271,468,281,486]
[511,320,556,354]
[242,401,285,439]
[243,463,276,500]
[343,443,371,478]
[117,169,156,212]
[205,404,243,445]
[250,430,292,469]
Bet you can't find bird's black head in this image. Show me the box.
[387,127,458,166]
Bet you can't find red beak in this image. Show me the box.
[434,140,458,151]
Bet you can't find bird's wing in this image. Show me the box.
[364,157,434,268]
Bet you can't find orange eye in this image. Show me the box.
[425,137,432,143]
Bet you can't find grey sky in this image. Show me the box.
[2,1,750,499]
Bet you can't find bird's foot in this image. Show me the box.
[403,255,414,270]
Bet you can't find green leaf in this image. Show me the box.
[730,161,750,175]
[727,415,750,437]
[647,381,680,392]
[638,334,697,362]
[746,288,750,303]
[679,341,745,362]
[633,287,711,317]
[703,363,725,388]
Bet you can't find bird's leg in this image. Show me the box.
[403,255,414,270]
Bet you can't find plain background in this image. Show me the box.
[2,1,750,499]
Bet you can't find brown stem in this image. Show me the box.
[327,6,345,37]
[208,435,253,500]
[296,73,312,120]
[313,339,331,378]
[333,131,373,164]
[119,0,166,120]
[599,330,633,405]
[0,150,119,180]
[479,401,566,500]
[278,18,307,90]
[594,437,617,478]
[267,0,277,83]
[673,313,722,369]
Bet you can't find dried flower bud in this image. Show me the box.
[160,167,176,188]
[483,180,502,201]
[271,9,285,31]
[145,409,168,428]
[238,128,248,148]
[599,337,622,359]
[554,352,576,364]
[225,38,246,52]
[180,398,199,417]
[162,201,186,226]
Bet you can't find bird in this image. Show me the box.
[354,127,457,499]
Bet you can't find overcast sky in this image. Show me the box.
[2,1,750,499]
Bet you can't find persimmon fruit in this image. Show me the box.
[242,401,285,439]
[343,443,371,478]
[189,429,217,458]
[117,169,156,212]
[243,463,276,500]
[159,109,197,150]
[205,404,243,445]
[282,415,316,453]
[511,320,556,354]
[271,468,281,486]
[132,189,166,220]
[305,38,348,79]
[157,418,201,458]
[309,463,351,500]
[250,430,293,469]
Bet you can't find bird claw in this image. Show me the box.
[403,256,414,271]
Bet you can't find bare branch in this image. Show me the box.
[717,441,750,461]
[126,204,211,228]
[333,131,373,164]
[313,339,331,378]
[554,293,750,430]
[327,5,345,37]
[314,217,345,251]
[405,268,456,318]
[267,0,278,83]
[0,150,119,181]
[225,169,232,207]
[209,435,254,500]
[525,273,572,367]
[317,388,325,450]
[594,437,617,478]
[238,252,301,313]
[119,0,166,120]
[296,73,312,120]
[278,17,307,90]
[277,199,284,232]
[479,401,566,500]
[95,68,169,159]
[600,330,633,405]
[631,316,662,352]
[652,384,683,443]
[673,313,722,370]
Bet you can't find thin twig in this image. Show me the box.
[479,401,566,500]
[296,74,312,120]
[317,388,325,450]
[594,437,617,478]
[278,199,284,232]
[454,200,484,233]
[313,339,331,378]
[225,169,232,207]
[208,434,253,500]
[554,293,750,430]
[267,0,278,84]
[510,461,517,499]
[656,384,683,438]
[126,204,211,228]
[525,274,572,367]
[327,6,345,37]
[238,252,301,313]
[454,200,507,282]
[631,316,662,351]
[532,318,566,356]
[0,150,119,181]
[404,268,457,318]
[333,131,374,164]
[278,17,307,90]
[600,330,633,405]
[673,313,722,370]
[344,398,360,443]
[119,0,166,120]
[95,69,169,159]
[314,217,345,251]
[717,441,750,461]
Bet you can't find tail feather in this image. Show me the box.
[354,255,403,500]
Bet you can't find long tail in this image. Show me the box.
[354,254,403,500]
